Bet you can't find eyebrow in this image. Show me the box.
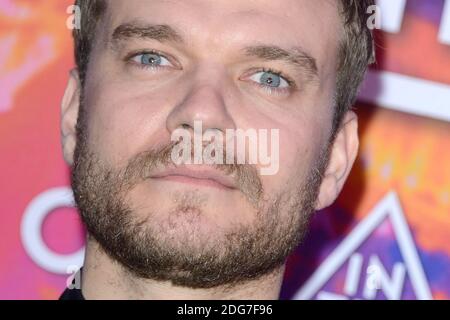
[110,22,319,80]
[111,22,185,47]
[242,45,319,80]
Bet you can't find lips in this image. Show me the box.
[150,166,237,190]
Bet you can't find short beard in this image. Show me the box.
[71,106,331,289]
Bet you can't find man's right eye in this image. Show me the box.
[128,51,173,69]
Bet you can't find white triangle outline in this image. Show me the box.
[293,191,433,300]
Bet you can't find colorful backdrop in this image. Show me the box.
[1,0,449,300]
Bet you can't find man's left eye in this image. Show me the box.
[249,70,290,89]
[131,52,172,68]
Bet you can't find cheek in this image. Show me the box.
[260,130,309,193]
[259,112,330,194]
[83,83,176,165]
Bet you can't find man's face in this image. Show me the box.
[68,0,344,287]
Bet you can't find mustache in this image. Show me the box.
[119,141,263,204]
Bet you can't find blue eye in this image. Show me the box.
[131,52,172,68]
[249,70,290,89]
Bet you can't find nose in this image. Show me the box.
[166,83,236,135]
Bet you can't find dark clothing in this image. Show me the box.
[59,287,85,300]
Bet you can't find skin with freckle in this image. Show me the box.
[61,0,371,297]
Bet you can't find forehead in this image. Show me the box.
[100,0,342,73]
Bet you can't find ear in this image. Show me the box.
[315,110,359,210]
[61,69,81,166]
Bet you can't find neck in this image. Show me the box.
[81,238,285,300]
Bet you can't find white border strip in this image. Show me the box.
[358,70,450,123]
[438,0,450,45]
